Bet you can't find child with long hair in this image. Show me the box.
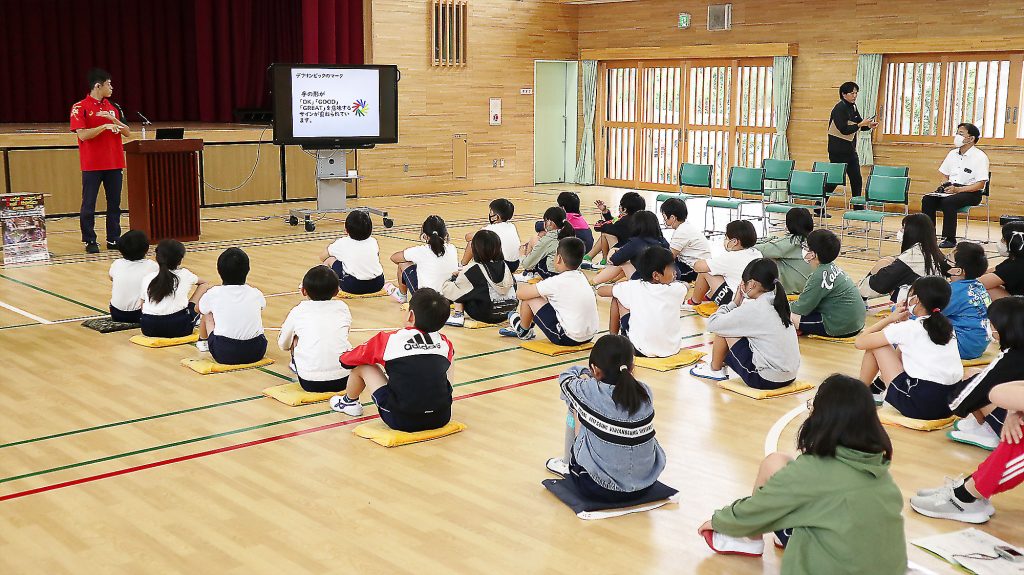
[544,334,667,502]
[139,239,210,338]
[859,213,949,301]
[979,221,1024,300]
[755,207,814,294]
[590,210,669,285]
[320,210,386,295]
[690,258,801,389]
[385,215,459,304]
[521,207,575,279]
[582,192,645,269]
[856,276,963,419]
[700,374,905,574]
[539,191,593,252]
[441,229,517,327]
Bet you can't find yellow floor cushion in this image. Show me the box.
[693,302,719,317]
[634,349,706,372]
[807,334,857,344]
[352,420,467,447]
[963,350,999,367]
[262,382,337,406]
[464,319,506,329]
[337,289,387,299]
[129,333,199,348]
[520,339,595,356]
[181,357,275,375]
[877,404,957,431]
[718,379,815,399]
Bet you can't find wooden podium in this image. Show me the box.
[125,139,203,242]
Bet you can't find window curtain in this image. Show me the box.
[855,53,883,165]
[768,56,793,199]
[574,60,598,185]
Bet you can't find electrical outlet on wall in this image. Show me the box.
[492,159,498,167]
[500,159,505,168]
[403,164,409,172]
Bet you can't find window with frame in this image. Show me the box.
[431,0,467,67]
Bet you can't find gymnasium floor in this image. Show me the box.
[0,185,1020,574]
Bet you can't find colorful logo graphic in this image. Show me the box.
[352,99,369,117]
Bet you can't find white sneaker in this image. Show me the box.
[954,416,984,433]
[196,339,209,353]
[916,477,995,516]
[948,422,1000,450]
[872,392,885,406]
[909,486,992,524]
[383,282,406,303]
[690,361,730,381]
[514,272,536,282]
[445,312,465,327]
[545,457,570,477]
[329,395,364,417]
[701,530,765,557]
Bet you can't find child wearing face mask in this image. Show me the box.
[979,222,1024,301]
[690,258,801,389]
[942,242,991,360]
[790,230,865,338]
[855,276,963,420]
[687,220,762,307]
[520,207,576,279]
[461,198,521,271]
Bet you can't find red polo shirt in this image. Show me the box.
[70,95,126,171]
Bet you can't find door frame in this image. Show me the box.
[534,60,579,184]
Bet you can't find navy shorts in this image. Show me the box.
[599,220,630,247]
[331,261,385,294]
[109,304,141,323]
[574,227,595,252]
[986,408,1008,436]
[208,333,268,365]
[140,303,198,338]
[533,303,589,347]
[506,260,520,274]
[298,374,349,393]
[797,311,861,338]
[883,372,954,420]
[724,337,795,391]
[675,260,698,283]
[534,258,557,279]
[401,264,420,292]
[569,455,651,503]
[372,385,451,432]
[709,282,734,306]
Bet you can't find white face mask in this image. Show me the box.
[954,134,966,148]
[985,320,995,343]
[998,241,1010,257]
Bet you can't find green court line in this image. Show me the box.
[0,322,40,331]
[0,273,107,314]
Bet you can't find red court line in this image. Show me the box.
[0,374,559,503]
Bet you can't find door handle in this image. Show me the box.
[1007,106,1012,124]
[1014,107,1019,123]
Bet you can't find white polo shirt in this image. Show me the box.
[198,285,267,340]
[939,146,990,187]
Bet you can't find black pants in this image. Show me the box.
[921,192,981,241]
[827,142,862,207]
[81,169,123,244]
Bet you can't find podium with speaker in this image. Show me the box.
[124,139,203,243]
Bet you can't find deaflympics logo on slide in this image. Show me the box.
[352,99,369,117]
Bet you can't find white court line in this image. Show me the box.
[0,300,53,324]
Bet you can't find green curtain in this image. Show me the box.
[575,60,597,185]
[768,56,793,199]
[855,53,882,165]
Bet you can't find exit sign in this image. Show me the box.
[678,12,691,29]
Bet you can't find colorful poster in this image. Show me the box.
[1,193,50,264]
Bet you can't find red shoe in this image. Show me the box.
[701,530,765,557]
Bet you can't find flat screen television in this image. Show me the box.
[271,64,399,149]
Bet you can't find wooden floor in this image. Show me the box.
[0,185,1019,574]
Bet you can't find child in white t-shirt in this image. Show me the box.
[139,239,210,338]
[689,220,762,306]
[108,229,157,323]
[197,248,267,365]
[279,265,354,392]
[855,276,964,420]
[499,237,598,346]
[660,197,711,283]
[461,198,521,272]
[597,246,686,358]
[320,210,385,294]
[384,215,459,304]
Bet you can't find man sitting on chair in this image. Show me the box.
[922,122,989,248]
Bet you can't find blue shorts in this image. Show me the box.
[401,264,420,292]
[331,261,385,294]
[724,337,795,391]
[298,375,349,393]
[569,455,651,503]
[674,260,697,283]
[140,303,198,338]
[109,304,141,324]
[883,372,954,420]
[208,333,268,365]
[797,311,861,338]
[372,385,451,433]
[532,303,589,347]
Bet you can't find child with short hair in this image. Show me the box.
[441,229,517,327]
[755,207,814,294]
[790,229,865,339]
[690,259,801,389]
[544,334,667,502]
[330,288,454,432]
[196,248,267,364]
[700,374,905,573]
[944,242,991,360]
[556,191,594,252]
[461,198,521,271]
[688,220,761,306]
[521,207,575,279]
[500,237,598,345]
[597,246,686,358]
[278,265,353,393]
[979,222,1024,300]
[108,229,157,323]
[856,276,963,419]
[859,213,949,301]
[660,197,711,282]
[590,211,670,285]
[384,215,458,304]
[320,210,386,295]
[139,239,210,338]
[583,192,646,269]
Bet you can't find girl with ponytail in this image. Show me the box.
[139,239,210,338]
[855,275,964,420]
[385,215,459,304]
[520,207,575,279]
[545,334,666,502]
[690,258,801,390]
[980,221,1024,301]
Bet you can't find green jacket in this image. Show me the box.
[521,233,558,273]
[755,235,812,294]
[790,262,866,337]
[712,447,906,575]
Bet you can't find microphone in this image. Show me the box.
[111,101,126,121]
[137,111,152,125]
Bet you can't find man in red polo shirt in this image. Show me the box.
[70,68,130,254]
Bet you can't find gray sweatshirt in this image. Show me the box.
[706,293,801,383]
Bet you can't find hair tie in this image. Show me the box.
[430,230,439,235]
[932,308,941,313]
[619,365,627,372]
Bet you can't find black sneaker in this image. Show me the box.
[939,238,957,249]
[85,242,100,254]
[106,240,118,250]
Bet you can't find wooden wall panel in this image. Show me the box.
[7,149,107,215]
[200,143,280,206]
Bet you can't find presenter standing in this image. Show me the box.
[827,82,877,210]
[70,68,130,254]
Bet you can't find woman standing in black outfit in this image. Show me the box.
[828,82,878,209]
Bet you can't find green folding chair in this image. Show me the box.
[705,166,766,236]
[958,173,992,243]
[850,165,909,209]
[764,170,828,227]
[841,175,910,257]
[762,158,795,228]
[811,161,848,216]
[655,162,714,216]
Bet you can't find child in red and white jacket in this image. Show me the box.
[329,288,454,432]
